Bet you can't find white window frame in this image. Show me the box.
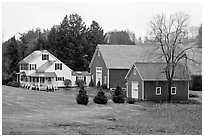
[171,87,176,95]
[133,68,137,75]
[55,63,62,70]
[156,87,161,95]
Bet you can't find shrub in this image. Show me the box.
[76,86,89,105]
[75,79,85,87]
[126,97,136,104]
[96,81,101,88]
[93,88,108,104]
[189,93,199,98]
[89,79,95,87]
[7,81,20,87]
[112,85,125,103]
[101,84,107,89]
[64,79,72,87]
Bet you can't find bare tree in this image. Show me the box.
[149,12,198,101]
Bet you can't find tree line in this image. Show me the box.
[2,13,202,85]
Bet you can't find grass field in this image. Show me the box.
[2,85,202,135]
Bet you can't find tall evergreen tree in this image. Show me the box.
[86,20,106,61]
[7,36,19,75]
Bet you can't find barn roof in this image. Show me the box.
[125,62,189,81]
[89,44,164,69]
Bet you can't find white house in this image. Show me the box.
[17,50,76,90]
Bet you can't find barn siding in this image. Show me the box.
[109,69,129,88]
[126,67,143,99]
[90,50,107,85]
[144,81,188,100]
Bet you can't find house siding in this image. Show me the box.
[109,69,129,89]
[90,50,107,86]
[126,67,143,99]
[144,81,188,100]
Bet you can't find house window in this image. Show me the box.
[48,77,52,82]
[133,68,137,75]
[77,76,84,80]
[42,54,49,60]
[98,51,100,56]
[171,87,176,95]
[30,64,36,70]
[55,63,62,70]
[40,77,45,83]
[20,64,28,70]
[156,87,161,95]
[56,77,64,81]
[104,76,107,84]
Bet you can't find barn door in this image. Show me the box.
[132,81,138,99]
[96,67,102,85]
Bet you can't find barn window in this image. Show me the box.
[171,87,176,95]
[104,76,107,84]
[133,68,136,75]
[156,87,161,95]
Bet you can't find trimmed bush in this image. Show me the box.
[75,79,85,87]
[89,79,95,87]
[101,84,107,89]
[76,86,89,105]
[7,81,20,87]
[112,85,125,103]
[64,79,72,87]
[96,81,101,88]
[93,88,108,104]
[189,93,199,98]
[126,97,136,104]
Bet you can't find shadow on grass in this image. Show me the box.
[146,99,201,105]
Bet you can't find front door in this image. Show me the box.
[132,81,138,99]
[96,67,102,85]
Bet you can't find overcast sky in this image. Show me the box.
[2,1,202,41]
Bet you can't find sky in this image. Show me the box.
[2,1,202,41]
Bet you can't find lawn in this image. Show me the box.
[2,85,202,135]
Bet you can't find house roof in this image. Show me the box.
[19,50,60,64]
[126,62,189,80]
[19,50,42,64]
[72,71,91,76]
[36,60,56,73]
[89,44,164,69]
[29,72,57,77]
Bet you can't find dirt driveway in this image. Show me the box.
[2,86,202,135]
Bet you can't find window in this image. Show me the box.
[55,63,62,70]
[42,54,49,60]
[56,77,64,81]
[156,87,161,95]
[30,64,36,70]
[98,51,100,56]
[133,68,137,75]
[96,67,102,71]
[48,77,52,82]
[40,77,45,83]
[171,87,176,95]
[77,76,84,80]
[20,64,28,70]
[104,76,107,84]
